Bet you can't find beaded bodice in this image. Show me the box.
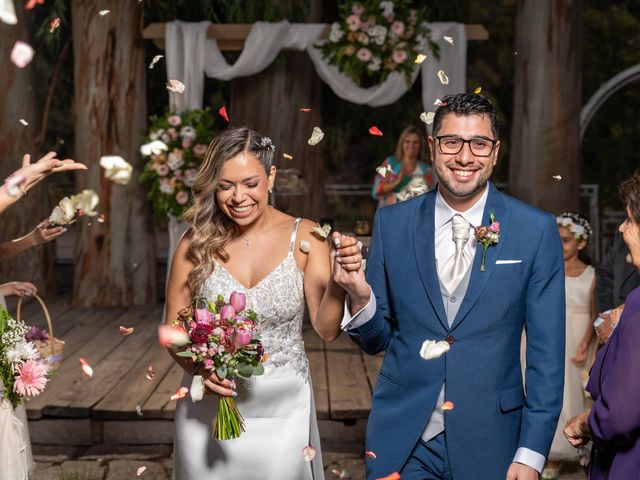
[200,219,310,381]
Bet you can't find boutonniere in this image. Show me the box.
[474,212,500,272]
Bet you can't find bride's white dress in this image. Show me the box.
[173,218,324,479]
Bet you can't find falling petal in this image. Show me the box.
[312,224,331,239]
[170,386,189,401]
[148,54,163,69]
[442,400,455,411]
[299,240,311,253]
[0,0,17,24]
[135,404,143,416]
[474,86,482,94]
[434,98,446,107]
[140,140,168,156]
[99,9,109,15]
[11,41,35,68]
[166,79,185,94]
[307,127,324,146]
[136,465,146,476]
[331,469,349,479]
[100,155,133,185]
[299,108,312,112]
[158,325,190,347]
[376,164,392,178]
[414,53,427,64]
[365,451,377,459]
[49,17,60,33]
[419,112,435,125]
[552,175,562,181]
[119,326,134,336]
[19,119,29,126]
[376,473,400,480]
[145,365,155,380]
[420,339,450,360]
[437,70,449,85]
[79,358,93,378]
[218,106,229,122]
[443,36,454,45]
[23,0,44,11]
[97,213,105,223]
[302,445,316,462]
[283,153,293,160]
[369,126,383,136]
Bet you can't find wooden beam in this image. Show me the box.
[143,23,488,50]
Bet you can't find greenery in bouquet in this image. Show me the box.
[139,108,216,219]
[0,307,49,408]
[319,0,438,87]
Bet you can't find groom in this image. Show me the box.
[339,94,565,479]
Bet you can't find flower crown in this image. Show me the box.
[260,136,275,152]
[557,212,593,241]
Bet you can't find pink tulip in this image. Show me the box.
[194,308,211,324]
[229,292,246,313]
[220,305,235,321]
[234,328,253,347]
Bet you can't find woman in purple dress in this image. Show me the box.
[564,171,640,479]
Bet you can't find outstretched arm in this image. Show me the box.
[0,219,66,261]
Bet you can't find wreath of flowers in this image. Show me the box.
[557,212,593,241]
[139,108,216,218]
[319,0,437,87]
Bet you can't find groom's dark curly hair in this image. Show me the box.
[431,93,500,140]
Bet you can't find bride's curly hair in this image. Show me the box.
[184,127,275,294]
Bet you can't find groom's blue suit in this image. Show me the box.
[350,183,565,479]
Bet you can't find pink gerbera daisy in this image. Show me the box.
[13,360,49,397]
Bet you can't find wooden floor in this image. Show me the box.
[7,296,382,448]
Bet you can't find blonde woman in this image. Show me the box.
[166,127,362,479]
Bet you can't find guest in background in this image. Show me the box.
[372,126,435,208]
[542,213,596,479]
[564,171,640,479]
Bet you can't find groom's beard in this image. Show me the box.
[435,164,492,202]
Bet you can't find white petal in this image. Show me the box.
[302,445,316,462]
[437,70,449,85]
[307,127,324,146]
[166,79,185,94]
[190,374,204,402]
[149,55,164,69]
[99,9,110,15]
[100,156,133,185]
[443,36,454,45]
[420,112,435,125]
[11,41,35,69]
[312,224,331,239]
[140,140,168,156]
[419,339,450,360]
[0,0,18,25]
[19,119,28,126]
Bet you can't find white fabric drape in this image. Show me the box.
[165,20,467,113]
[0,384,33,480]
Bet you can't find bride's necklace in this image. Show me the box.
[237,231,261,247]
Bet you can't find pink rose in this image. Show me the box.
[351,3,365,16]
[490,222,500,233]
[391,21,405,36]
[203,358,214,368]
[175,191,189,205]
[181,137,193,149]
[392,49,407,64]
[229,291,246,313]
[167,115,182,127]
[356,48,373,62]
[167,127,178,140]
[220,305,235,321]
[234,328,253,348]
[193,144,208,157]
[156,164,169,176]
[346,14,361,32]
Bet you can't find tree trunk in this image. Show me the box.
[71,1,155,306]
[509,0,582,213]
[0,2,54,292]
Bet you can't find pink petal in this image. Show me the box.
[11,41,35,68]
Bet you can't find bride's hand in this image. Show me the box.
[199,368,237,397]
[330,232,370,304]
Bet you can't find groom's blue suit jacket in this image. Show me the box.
[350,183,565,479]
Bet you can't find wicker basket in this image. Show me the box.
[17,294,65,370]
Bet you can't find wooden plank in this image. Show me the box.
[362,352,384,390]
[142,23,489,51]
[25,307,126,419]
[303,327,329,420]
[93,339,176,420]
[325,333,372,420]
[41,306,162,418]
[142,362,186,419]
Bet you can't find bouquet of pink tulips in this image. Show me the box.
[167,291,266,440]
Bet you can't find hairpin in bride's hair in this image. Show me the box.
[260,136,276,152]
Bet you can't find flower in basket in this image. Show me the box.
[319,0,439,87]
[139,108,216,219]
[0,306,49,408]
[167,291,266,440]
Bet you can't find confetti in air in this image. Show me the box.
[307,127,324,146]
[302,446,316,462]
[97,213,105,223]
[79,358,93,377]
[218,106,229,122]
[299,108,312,112]
[365,451,377,459]
[414,53,427,64]
[119,326,134,336]
[420,340,450,360]
[136,465,147,476]
[49,17,60,33]
[420,112,435,125]
[474,87,482,94]
[442,400,455,411]
[170,386,189,401]
[24,0,44,10]
[434,98,446,107]
[369,126,383,136]
[99,9,110,15]
[283,153,293,160]
[443,36,454,45]
[166,80,185,94]
[149,55,164,69]
[552,175,562,181]
[376,164,392,178]
[437,70,449,85]
[331,469,348,479]
[312,224,331,239]
[11,41,35,68]
[158,325,190,347]
[99,155,133,185]
[376,473,401,480]
[145,365,155,380]
[19,119,28,126]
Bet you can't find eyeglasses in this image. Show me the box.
[435,135,497,157]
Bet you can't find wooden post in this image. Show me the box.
[509,0,582,213]
[71,1,156,306]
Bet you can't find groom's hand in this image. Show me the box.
[505,462,537,480]
[330,232,371,309]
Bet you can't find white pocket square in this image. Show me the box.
[495,260,522,265]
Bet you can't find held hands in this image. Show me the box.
[563,408,591,447]
[329,232,371,309]
[505,462,538,480]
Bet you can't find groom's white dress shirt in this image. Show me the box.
[341,186,545,473]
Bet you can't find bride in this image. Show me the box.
[165,127,362,479]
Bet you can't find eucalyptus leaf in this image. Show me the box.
[176,351,196,359]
